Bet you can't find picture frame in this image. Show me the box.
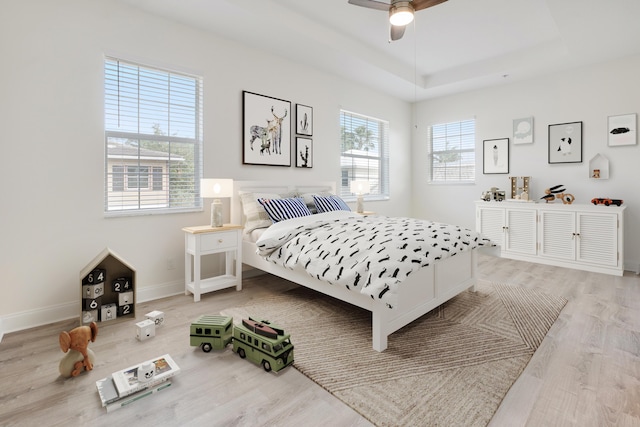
[295,137,313,168]
[242,91,291,166]
[483,138,509,174]
[548,121,582,164]
[513,116,533,144]
[296,104,313,136]
[608,113,637,146]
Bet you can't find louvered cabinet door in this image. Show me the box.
[577,212,619,267]
[476,206,505,247]
[539,210,576,261]
[504,208,537,255]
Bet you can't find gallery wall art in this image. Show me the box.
[548,121,582,164]
[242,91,291,166]
[483,138,509,174]
[608,113,637,146]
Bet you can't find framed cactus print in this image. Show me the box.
[296,104,313,136]
[296,137,313,168]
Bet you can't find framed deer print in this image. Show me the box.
[242,91,291,166]
[296,104,313,136]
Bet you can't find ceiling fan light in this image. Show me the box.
[389,5,414,26]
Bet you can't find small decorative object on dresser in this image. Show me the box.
[591,198,623,206]
[541,184,574,204]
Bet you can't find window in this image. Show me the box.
[340,110,389,200]
[429,119,475,183]
[104,57,203,214]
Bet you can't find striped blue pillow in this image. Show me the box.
[258,197,312,223]
[313,195,351,213]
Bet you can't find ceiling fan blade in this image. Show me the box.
[390,24,406,41]
[411,0,448,12]
[347,0,390,11]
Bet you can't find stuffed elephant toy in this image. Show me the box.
[59,321,98,377]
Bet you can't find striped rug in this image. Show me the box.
[222,281,567,427]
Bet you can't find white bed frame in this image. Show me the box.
[232,181,478,352]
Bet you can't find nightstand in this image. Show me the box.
[182,224,243,302]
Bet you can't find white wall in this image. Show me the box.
[412,54,640,270]
[0,0,411,332]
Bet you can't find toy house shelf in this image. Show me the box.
[80,248,136,326]
[589,153,609,179]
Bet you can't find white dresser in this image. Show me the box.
[475,201,625,276]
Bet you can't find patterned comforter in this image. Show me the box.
[256,211,492,309]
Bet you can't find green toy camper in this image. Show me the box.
[190,315,294,373]
[232,318,294,372]
[189,315,233,352]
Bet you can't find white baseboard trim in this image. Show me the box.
[136,279,184,303]
[0,279,184,339]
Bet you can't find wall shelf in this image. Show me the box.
[589,153,609,179]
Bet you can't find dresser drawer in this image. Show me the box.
[199,231,237,252]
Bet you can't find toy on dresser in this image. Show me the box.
[59,321,98,378]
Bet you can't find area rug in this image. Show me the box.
[222,281,567,427]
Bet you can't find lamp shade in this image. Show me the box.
[350,180,371,195]
[389,4,414,26]
[200,179,233,199]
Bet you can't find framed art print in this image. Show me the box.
[608,113,637,146]
[483,138,509,174]
[513,116,533,144]
[296,137,313,168]
[296,104,313,136]
[548,121,582,164]
[242,91,291,166]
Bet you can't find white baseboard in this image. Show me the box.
[0,279,184,338]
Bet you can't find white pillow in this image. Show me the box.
[239,191,292,233]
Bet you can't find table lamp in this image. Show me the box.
[200,179,233,227]
[350,180,370,214]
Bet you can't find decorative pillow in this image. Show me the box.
[239,191,286,233]
[313,195,351,213]
[258,197,312,223]
[297,191,334,214]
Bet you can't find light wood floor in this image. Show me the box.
[1,253,639,427]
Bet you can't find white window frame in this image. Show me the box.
[339,110,390,200]
[104,57,203,215]
[429,119,476,184]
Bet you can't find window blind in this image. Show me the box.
[429,119,475,183]
[339,110,390,199]
[104,57,203,214]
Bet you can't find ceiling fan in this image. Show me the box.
[348,0,448,41]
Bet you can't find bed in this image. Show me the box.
[231,180,489,352]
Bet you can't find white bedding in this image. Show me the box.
[256,211,492,309]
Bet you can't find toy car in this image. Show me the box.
[591,198,623,206]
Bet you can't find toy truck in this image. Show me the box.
[189,315,233,352]
[190,315,294,373]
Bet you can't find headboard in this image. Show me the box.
[231,180,336,227]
